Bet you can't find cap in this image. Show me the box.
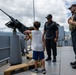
[46,14,52,18]
[68,4,76,10]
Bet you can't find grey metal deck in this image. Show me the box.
[0,46,76,75]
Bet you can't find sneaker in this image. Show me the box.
[34,69,38,73]
[42,69,46,74]
[70,61,76,65]
[46,57,51,61]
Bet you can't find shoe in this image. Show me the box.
[70,61,76,65]
[42,69,46,74]
[34,68,38,73]
[53,59,56,62]
[46,57,51,61]
[72,65,76,69]
[53,56,56,62]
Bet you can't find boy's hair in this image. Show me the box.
[29,26,34,30]
[33,21,41,29]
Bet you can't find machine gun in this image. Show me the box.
[0,9,29,33]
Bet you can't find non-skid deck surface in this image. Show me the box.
[0,46,76,75]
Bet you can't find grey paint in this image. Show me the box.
[0,34,27,63]
[10,34,22,65]
[0,36,10,62]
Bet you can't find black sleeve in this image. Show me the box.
[44,22,47,30]
[55,23,59,31]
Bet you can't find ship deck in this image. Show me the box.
[0,46,76,75]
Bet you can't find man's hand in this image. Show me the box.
[68,19,73,25]
[54,38,58,42]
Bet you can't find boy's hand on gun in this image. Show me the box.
[25,34,30,41]
[23,30,31,41]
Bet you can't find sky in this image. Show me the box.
[0,0,76,32]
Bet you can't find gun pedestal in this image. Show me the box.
[13,28,17,35]
[10,28,22,65]
[0,9,30,65]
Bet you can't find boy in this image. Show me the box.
[24,21,46,74]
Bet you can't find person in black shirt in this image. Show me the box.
[42,14,59,62]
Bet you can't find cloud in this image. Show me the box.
[0,0,76,32]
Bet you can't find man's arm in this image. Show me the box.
[68,17,76,25]
[42,30,46,42]
[54,30,59,42]
[56,30,59,39]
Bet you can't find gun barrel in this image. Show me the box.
[0,9,14,20]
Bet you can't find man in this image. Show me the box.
[42,14,59,62]
[68,4,76,69]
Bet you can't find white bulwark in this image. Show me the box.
[57,26,65,46]
[57,26,72,46]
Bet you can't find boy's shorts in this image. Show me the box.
[33,51,45,60]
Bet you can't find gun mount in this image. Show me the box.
[0,9,29,33]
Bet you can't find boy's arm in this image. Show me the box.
[23,30,31,41]
[23,30,31,34]
[25,34,30,41]
[42,36,46,50]
[42,30,46,50]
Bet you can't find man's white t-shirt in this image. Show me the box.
[31,30,43,51]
